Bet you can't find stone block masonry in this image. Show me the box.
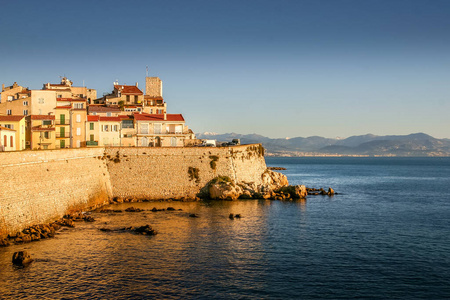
[0,148,112,238]
[104,144,267,200]
[0,144,267,238]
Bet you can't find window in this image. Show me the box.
[126,95,130,102]
[43,145,48,150]
[154,123,162,134]
[7,95,13,101]
[76,128,81,136]
[77,140,81,148]
[134,95,138,103]
[150,109,153,114]
[10,136,13,147]
[113,125,118,132]
[38,98,44,104]
[140,123,149,134]
[44,132,50,139]
[92,112,97,115]
[23,110,28,116]
[104,125,109,132]
[122,120,133,128]
[23,101,28,106]
[4,124,13,129]
[7,109,11,115]
[90,134,94,142]
[74,103,84,109]
[3,135,6,147]
[106,112,112,117]
[76,114,81,123]
[90,123,94,130]
[57,94,63,98]
[43,120,51,126]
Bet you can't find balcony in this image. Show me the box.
[56,132,69,138]
[55,120,69,125]
[86,141,98,146]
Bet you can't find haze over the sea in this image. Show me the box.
[1,0,449,139]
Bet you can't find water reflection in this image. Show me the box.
[0,200,309,299]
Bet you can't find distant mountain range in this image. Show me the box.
[196,132,450,157]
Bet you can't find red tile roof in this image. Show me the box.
[56,106,72,109]
[144,95,164,100]
[133,113,184,122]
[114,85,143,95]
[30,115,55,120]
[87,115,122,122]
[87,115,99,122]
[0,115,25,122]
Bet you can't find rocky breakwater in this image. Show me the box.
[200,169,307,201]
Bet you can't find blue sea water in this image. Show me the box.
[1,157,450,299]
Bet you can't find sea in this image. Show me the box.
[1,157,450,299]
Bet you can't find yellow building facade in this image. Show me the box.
[0,115,26,150]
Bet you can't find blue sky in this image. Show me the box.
[1,0,449,138]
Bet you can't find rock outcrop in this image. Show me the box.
[200,168,307,201]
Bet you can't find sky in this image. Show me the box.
[1,0,450,139]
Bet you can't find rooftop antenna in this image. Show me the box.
[146,66,149,77]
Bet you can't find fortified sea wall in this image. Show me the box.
[104,144,266,200]
[0,144,266,237]
[0,148,112,238]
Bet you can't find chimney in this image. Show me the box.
[136,82,138,87]
[1,84,4,91]
[164,113,167,120]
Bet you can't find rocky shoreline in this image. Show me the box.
[1,169,336,248]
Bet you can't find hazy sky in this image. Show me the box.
[1,0,449,139]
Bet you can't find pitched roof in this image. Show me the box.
[114,85,143,95]
[0,126,15,131]
[0,115,25,122]
[133,112,184,122]
[87,115,122,122]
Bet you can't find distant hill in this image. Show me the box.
[196,132,450,157]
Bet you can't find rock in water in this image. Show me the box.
[12,251,34,266]
[133,225,157,235]
[229,213,234,220]
[328,187,335,195]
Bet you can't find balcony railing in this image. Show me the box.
[55,120,69,125]
[86,141,98,146]
[56,133,68,138]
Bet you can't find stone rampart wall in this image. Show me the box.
[0,148,112,237]
[104,144,266,200]
[0,145,267,238]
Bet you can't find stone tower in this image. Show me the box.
[145,77,162,97]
